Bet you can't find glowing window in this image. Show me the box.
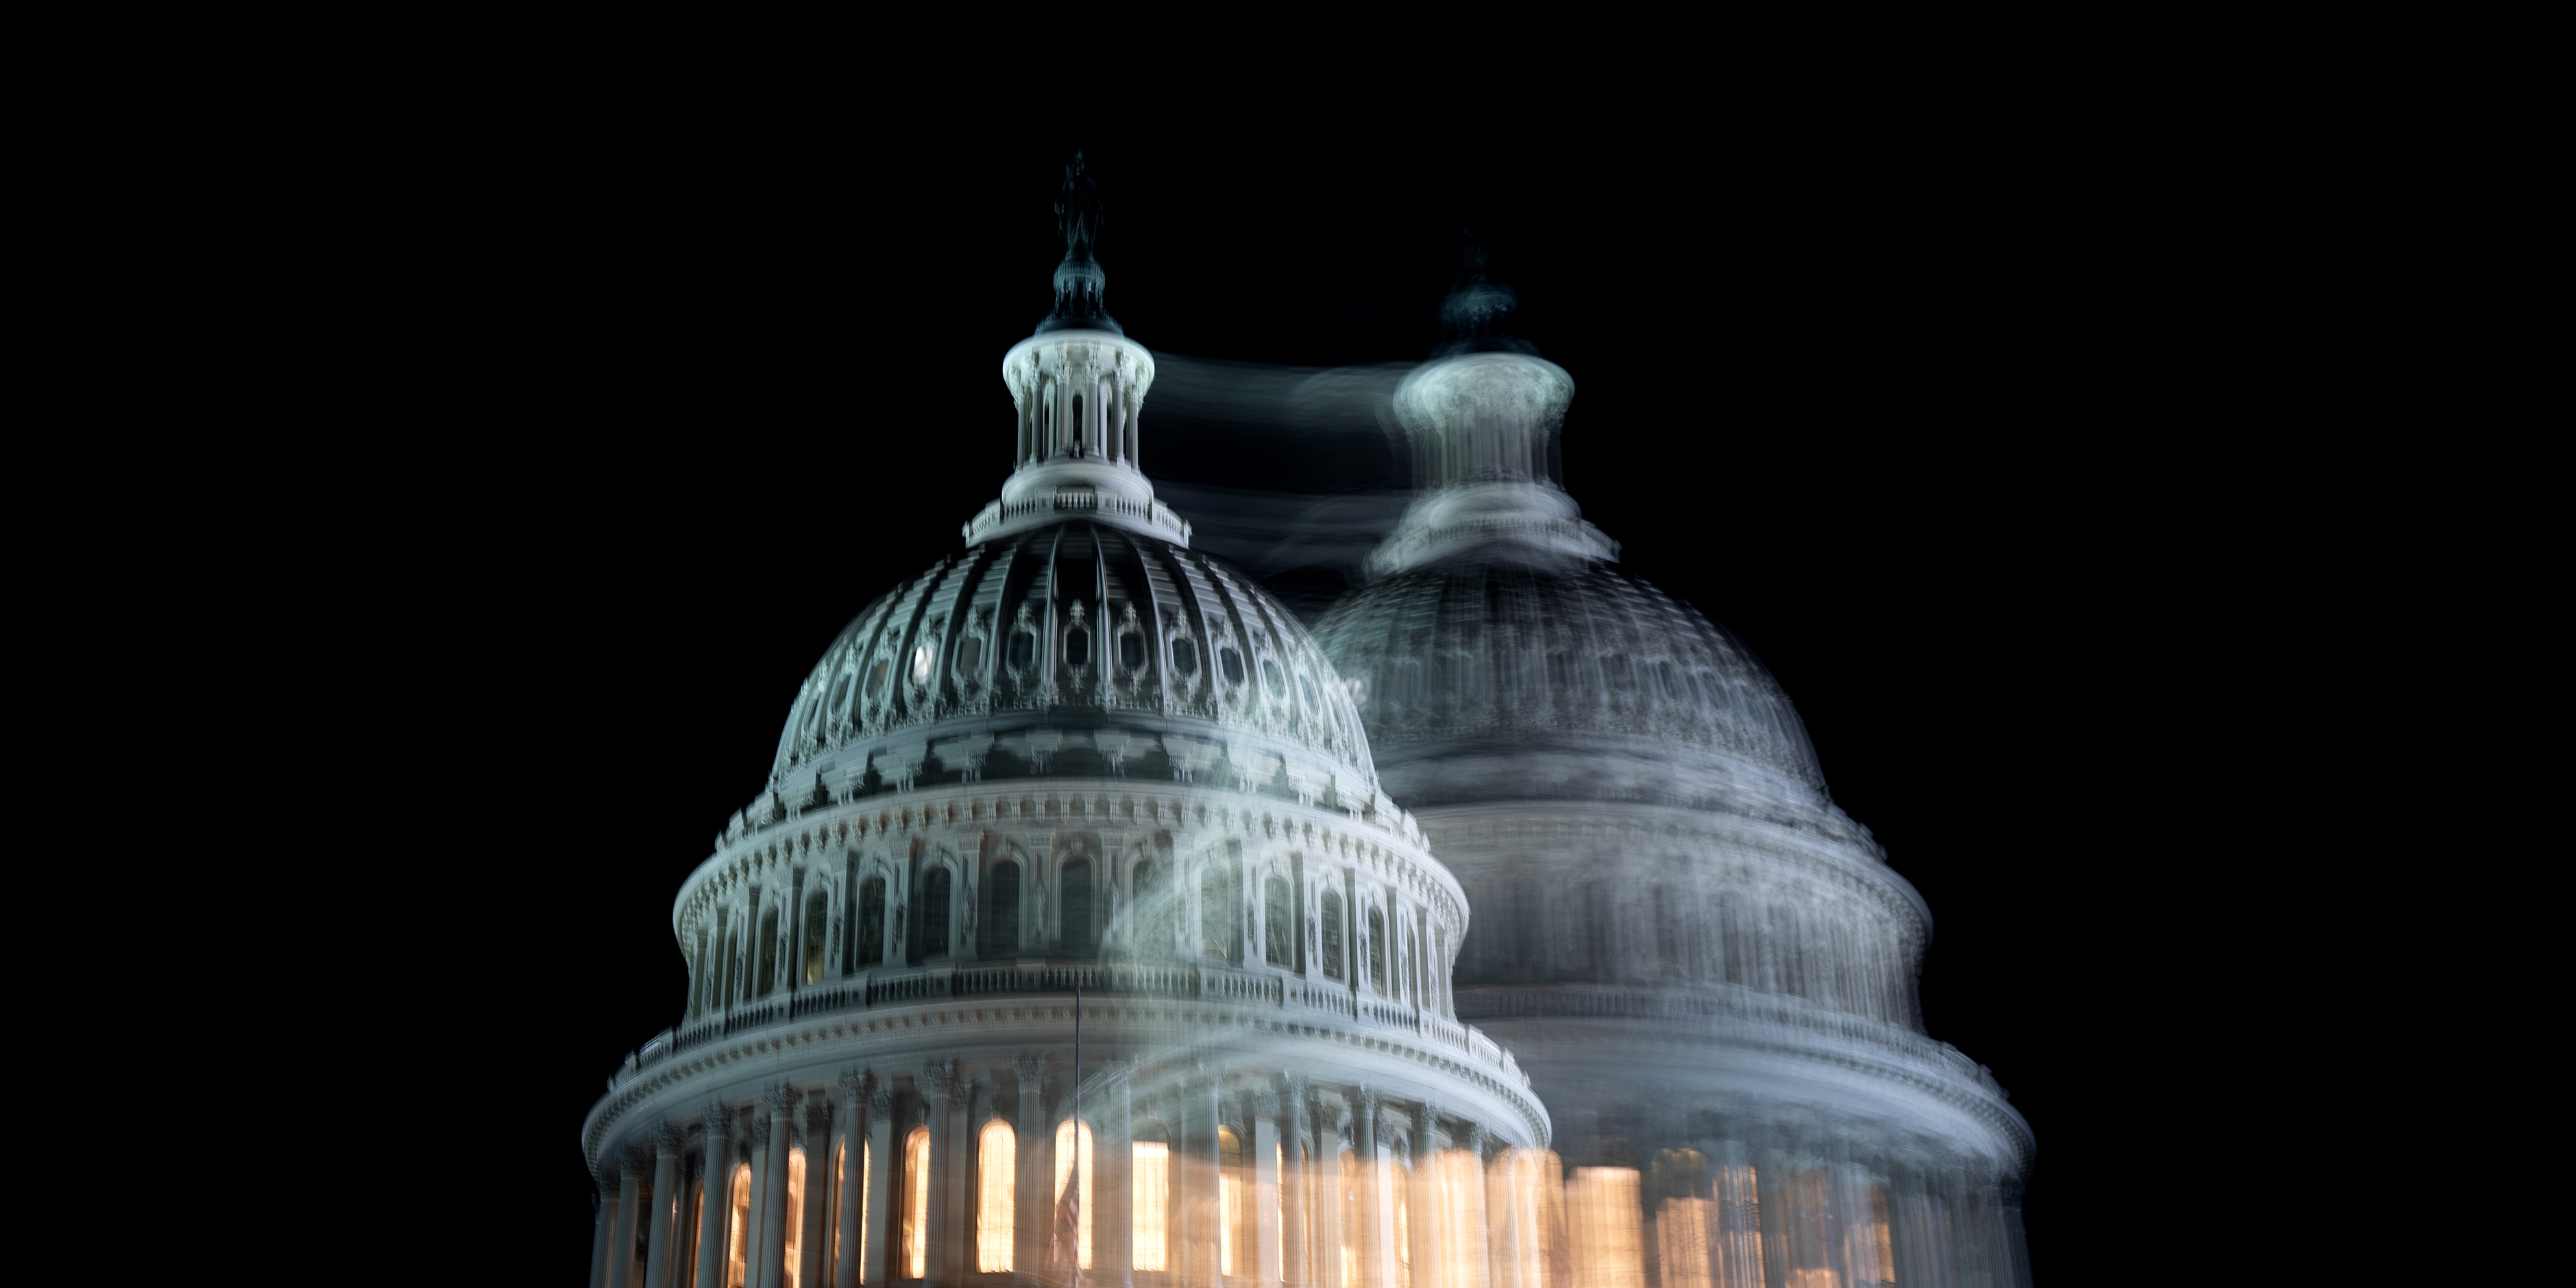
[911,643,934,687]
[727,1163,753,1288]
[786,1147,807,1288]
[831,1140,847,1285]
[1054,1119,1095,1269]
[977,1121,1016,1272]
[1219,1126,1245,1276]
[1396,1159,1412,1288]
[1339,1150,1361,1288]
[903,1126,930,1279]
[1437,1148,1484,1288]
[1567,1167,1644,1288]
[1132,1134,1170,1271]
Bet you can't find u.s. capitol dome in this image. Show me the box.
[582,164,1553,1288]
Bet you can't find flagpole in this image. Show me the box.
[1073,978,1084,1288]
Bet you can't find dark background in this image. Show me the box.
[419,131,2189,1282]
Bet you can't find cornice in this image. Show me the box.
[581,994,1547,1174]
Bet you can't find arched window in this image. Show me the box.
[1130,1120,1169,1271]
[1265,875,1293,967]
[1134,859,1170,956]
[1217,1125,1246,1276]
[1321,890,1345,982]
[726,1162,753,1288]
[902,1126,931,1279]
[1061,859,1095,956]
[921,868,951,958]
[831,1139,848,1283]
[859,878,887,967]
[1201,864,1237,960]
[721,923,740,1007]
[1368,906,1388,993]
[977,1120,1016,1272]
[803,887,830,985]
[757,906,780,997]
[982,861,1021,958]
[1054,1119,1094,1269]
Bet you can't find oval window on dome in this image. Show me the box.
[956,635,984,677]
[911,644,935,686]
[1298,673,1317,710]
[1218,646,1244,685]
[1008,631,1036,672]
[867,657,892,694]
[1261,659,1285,699]
[1120,631,1145,670]
[1063,628,1091,667]
[827,674,851,713]
[1171,639,1198,677]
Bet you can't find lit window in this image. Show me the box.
[1568,1167,1643,1288]
[1054,1119,1095,1269]
[1132,1136,1169,1271]
[978,1121,1017,1272]
[903,1127,931,1278]
[1395,1159,1412,1288]
[786,1147,806,1288]
[912,643,934,686]
[727,1163,753,1288]
[1339,1150,1361,1288]
[1437,1148,1483,1288]
[1219,1126,1245,1276]
[831,1141,846,1283]
[1713,1164,1764,1288]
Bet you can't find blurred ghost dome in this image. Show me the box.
[1312,563,1828,812]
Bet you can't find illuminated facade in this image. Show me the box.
[583,166,1553,1288]
[1310,260,2037,1287]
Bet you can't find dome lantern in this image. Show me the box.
[964,153,1190,549]
[1369,226,1617,577]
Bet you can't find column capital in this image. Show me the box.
[840,1067,877,1100]
[764,1082,802,1116]
[1280,1071,1309,1097]
[748,1115,773,1150]
[656,1122,686,1151]
[703,1103,735,1136]
[1352,1086,1383,1121]
[1012,1052,1048,1082]
[620,1139,652,1171]
[868,1084,895,1116]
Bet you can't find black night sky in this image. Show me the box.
[433,134,2184,1283]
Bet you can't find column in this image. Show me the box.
[761,1086,799,1288]
[1197,1074,1226,1288]
[592,1181,615,1288]
[1254,1091,1283,1287]
[1409,1104,1440,1288]
[1280,1075,1312,1288]
[1313,1093,1346,1288]
[1101,1058,1135,1288]
[1457,1124,1495,1288]
[923,1063,960,1287]
[612,1144,646,1288]
[1013,1055,1047,1286]
[805,1096,835,1288]
[866,1082,895,1287]
[698,1106,736,1288]
[647,1124,683,1288]
[1352,1088,1383,1288]
[838,1071,873,1288]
